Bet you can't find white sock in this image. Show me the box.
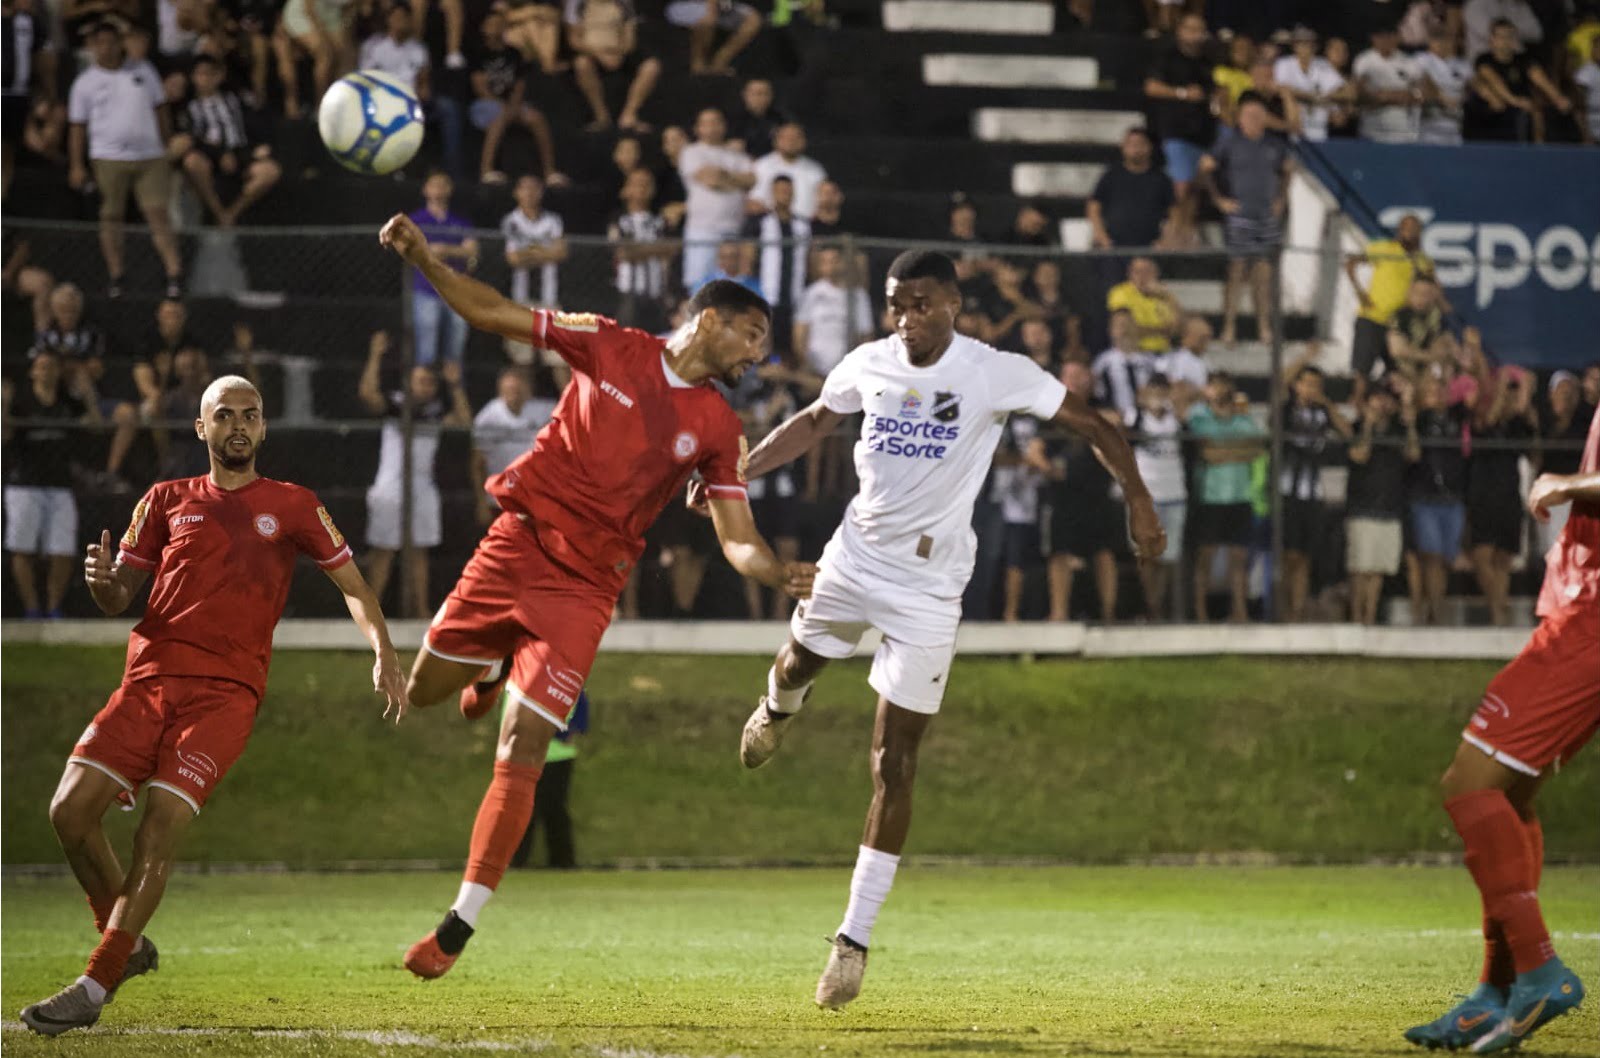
[837,844,900,948]
[75,975,107,1005]
[450,881,494,928]
[767,666,811,714]
[479,657,504,684]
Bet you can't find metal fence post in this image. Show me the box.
[399,268,416,619]
[1267,242,1286,623]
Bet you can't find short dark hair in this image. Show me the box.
[886,249,957,287]
[1490,17,1516,32]
[1296,365,1326,381]
[687,279,771,322]
[1237,91,1269,110]
[770,175,794,187]
[1124,126,1153,143]
[191,54,222,72]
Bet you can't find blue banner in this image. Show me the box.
[1310,141,1600,370]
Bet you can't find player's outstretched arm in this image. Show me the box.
[1051,392,1167,563]
[1529,471,1600,522]
[686,398,845,516]
[324,559,410,723]
[84,529,151,617]
[378,213,530,345]
[707,495,816,598]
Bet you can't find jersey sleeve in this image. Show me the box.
[529,308,622,376]
[118,486,169,571]
[819,349,865,414]
[697,411,749,502]
[990,352,1068,420]
[288,490,354,571]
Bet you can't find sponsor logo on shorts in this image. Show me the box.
[547,666,583,692]
[552,311,600,332]
[672,430,699,462]
[316,506,345,549]
[123,497,151,548]
[1479,693,1511,719]
[254,513,280,539]
[175,749,219,790]
[601,380,636,409]
[543,684,576,708]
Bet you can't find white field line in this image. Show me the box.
[1,1024,722,1056]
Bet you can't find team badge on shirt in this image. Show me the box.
[932,391,961,423]
[899,388,923,418]
[254,513,280,539]
[122,497,151,548]
[316,506,345,549]
[672,430,700,462]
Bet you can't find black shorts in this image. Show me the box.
[1468,499,1524,554]
[1048,496,1123,558]
[2,94,27,146]
[1352,317,1390,382]
[189,142,253,174]
[1282,496,1325,554]
[1194,501,1253,548]
[1001,521,1042,569]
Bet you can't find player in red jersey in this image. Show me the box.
[19,375,408,1037]
[377,212,815,978]
[1405,405,1599,1054]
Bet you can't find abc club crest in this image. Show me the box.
[932,391,961,423]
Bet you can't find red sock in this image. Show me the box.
[88,895,115,935]
[84,927,137,992]
[1524,817,1543,891]
[463,761,540,891]
[1480,916,1515,989]
[1447,790,1555,975]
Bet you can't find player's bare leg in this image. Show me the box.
[407,646,509,720]
[818,698,931,1009]
[406,699,554,978]
[50,765,127,933]
[741,636,827,768]
[22,788,191,1036]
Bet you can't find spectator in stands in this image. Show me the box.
[694,239,760,295]
[1353,24,1422,144]
[273,0,354,119]
[569,0,662,133]
[608,169,674,332]
[1157,315,1212,403]
[69,20,184,300]
[1188,372,1263,623]
[501,173,566,310]
[1143,13,1217,245]
[1345,384,1420,625]
[32,281,106,391]
[1141,0,1186,36]
[1465,19,1572,142]
[1106,256,1181,354]
[361,4,463,179]
[1536,369,1589,555]
[1092,309,1155,421]
[408,170,478,367]
[1416,27,1472,144]
[1576,35,1600,143]
[1400,0,1465,51]
[1463,0,1543,66]
[741,174,808,354]
[134,298,197,416]
[1386,275,1448,379]
[1346,213,1432,398]
[1024,259,1084,359]
[728,77,785,158]
[983,258,1042,349]
[171,55,278,227]
[1323,35,1358,135]
[1213,34,1255,111]
[1466,368,1538,625]
[679,107,754,290]
[1583,362,1600,410]
[1019,317,1057,373]
[793,244,869,377]
[3,349,98,618]
[752,122,826,219]
[666,0,761,76]
[1128,372,1189,621]
[151,345,212,478]
[502,0,563,76]
[474,9,565,185]
[728,354,806,617]
[1277,354,1353,622]
[1005,201,1054,248]
[357,330,471,618]
[654,124,689,227]
[1045,359,1123,623]
[1087,127,1176,296]
[809,178,846,238]
[1239,61,1300,140]
[995,413,1047,623]
[1406,373,1467,625]
[1199,95,1290,346]
[1,0,49,197]
[471,365,554,526]
[1273,27,1350,143]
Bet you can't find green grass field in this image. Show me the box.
[3,866,1598,1057]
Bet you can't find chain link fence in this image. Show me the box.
[2,220,1588,624]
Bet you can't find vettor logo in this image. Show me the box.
[1379,207,1600,310]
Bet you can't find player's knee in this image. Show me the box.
[871,742,919,793]
[48,789,95,843]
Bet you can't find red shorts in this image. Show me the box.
[71,675,260,813]
[1464,603,1600,775]
[425,513,615,729]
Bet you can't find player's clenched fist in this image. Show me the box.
[84,529,117,587]
[1126,498,1168,565]
[378,213,429,265]
[782,561,817,599]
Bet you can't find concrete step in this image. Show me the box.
[923,54,1100,90]
[974,108,1143,145]
[883,0,1054,35]
[1164,278,1224,314]
[1012,161,1106,198]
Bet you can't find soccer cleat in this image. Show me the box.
[1472,958,1585,1053]
[20,982,103,1036]
[815,933,868,1009]
[1403,983,1505,1050]
[740,690,808,769]
[106,936,159,1003]
[404,929,462,979]
[459,657,512,721]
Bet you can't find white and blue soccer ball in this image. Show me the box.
[317,70,425,176]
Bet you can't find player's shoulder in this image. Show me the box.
[255,477,323,508]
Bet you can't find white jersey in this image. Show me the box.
[819,333,1067,598]
[501,207,564,306]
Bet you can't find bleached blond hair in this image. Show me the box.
[199,375,263,418]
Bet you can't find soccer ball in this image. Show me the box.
[317,70,425,176]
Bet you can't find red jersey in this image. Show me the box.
[117,476,353,697]
[487,308,748,583]
[1538,405,1600,617]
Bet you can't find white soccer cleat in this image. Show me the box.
[740,696,797,769]
[815,934,868,1009]
[20,982,103,1036]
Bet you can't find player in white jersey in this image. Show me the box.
[692,250,1165,1008]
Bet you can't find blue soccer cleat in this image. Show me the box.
[1472,958,1585,1053]
[1404,983,1506,1050]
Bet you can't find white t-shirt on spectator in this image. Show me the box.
[993,415,1043,526]
[473,396,556,480]
[1155,347,1209,391]
[751,151,828,219]
[359,34,429,93]
[1127,405,1186,504]
[678,141,753,237]
[501,207,564,306]
[1353,48,1421,143]
[68,60,165,161]
[1576,62,1600,139]
[796,278,872,375]
[1415,51,1472,143]
[1271,55,1345,141]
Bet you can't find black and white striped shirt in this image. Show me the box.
[184,91,249,150]
[609,209,667,297]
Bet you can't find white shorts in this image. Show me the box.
[365,481,442,550]
[790,543,960,715]
[1347,516,1402,575]
[665,0,755,29]
[4,486,79,556]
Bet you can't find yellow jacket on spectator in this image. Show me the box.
[1107,281,1178,353]
[1214,64,1252,105]
[1358,239,1433,325]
